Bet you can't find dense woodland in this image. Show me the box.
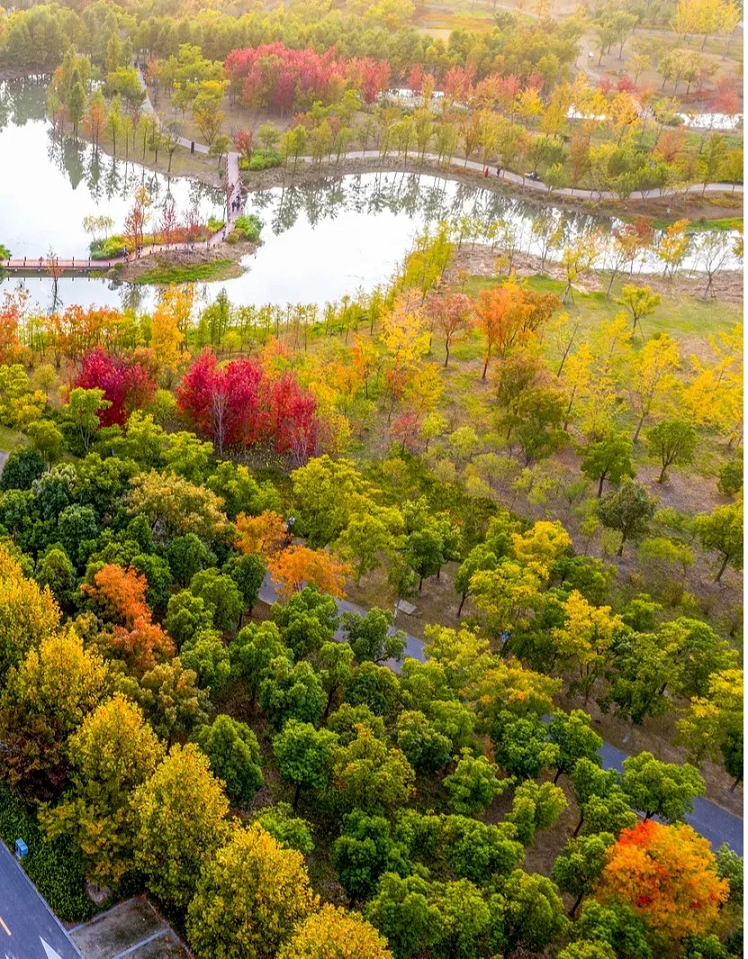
[0,0,744,955]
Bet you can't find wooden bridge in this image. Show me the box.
[2,256,123,274]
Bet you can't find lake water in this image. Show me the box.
[0,78,739,314]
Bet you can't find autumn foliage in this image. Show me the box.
[176,350,319,461]
[268,545,350,600]
[82,564,151,627]
[74,348,157,426]
[225,44,390,113]
[595,820,729,945]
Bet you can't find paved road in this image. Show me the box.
[0,843,83,959]
[258,575,743,853]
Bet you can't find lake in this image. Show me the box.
[0,78,739,314]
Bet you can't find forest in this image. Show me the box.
[0,0,743,955]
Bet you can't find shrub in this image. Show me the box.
[89,236,127,259]
[233,214,263,241]
[0,784,97,921]
[248,149,282,170]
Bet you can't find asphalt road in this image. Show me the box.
[258,576,743,854]
[0,842,82,959]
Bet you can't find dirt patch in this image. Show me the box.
[445,243,744,304]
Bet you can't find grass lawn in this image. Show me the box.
[0,425,25,453]
[133,259,240,284]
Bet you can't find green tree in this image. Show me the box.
[558,943,617,959]
[492,711,560,779]
[35,547,76,607]
[254,802,313,854]
[503,869,568,957]
[444,749,506,814]
[123,659,208,744]
[395,710,452,773]
[259,657,326,730]
[333,810,410,905]
[597,480,656,555]
[506,780,568,846]
[63,388,110,452]
[180,629,230,692]
[135,743,231,908]
[647,419,698,483]
[166,533,215,587]
[164,590,214,648]
[342,608,407,664]
[694,501,743,582]
[273,720,338,808]
[186,824,316,959]
[332,725,415,813]
[552,833,615,916]
[621,751,705,822]
[229,621,289,699]
[575,900,653,959]
[223,552,266,618]
[198,714,263,805]
[0,446,46,490]
[548,710,603,783]
[614,285,661,335]
[454,543,499,618]
[189,568,244,632]
[272,587,338,659]
[344,661,401,718]
[581,432,635,498]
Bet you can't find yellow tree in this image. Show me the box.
[278,905,393,959]
[268,545,351,601]
[511,521,572,579]
[0,544,61,683]
[551,590,623,704]
[625,334,681,442]
[683,325,742,446]
[470,560,543,637]
[677,668,743,786]
[151,285,193,381]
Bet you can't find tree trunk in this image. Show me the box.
[457,591,467,618]
[597,472,606,498]
[573,813,584,837]
[569,891,585,918]
[617,533,626,556]
[715,553,729,582]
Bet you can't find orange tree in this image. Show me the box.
[595,820,728,947]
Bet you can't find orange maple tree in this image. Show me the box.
[104,619,176,676]
[268,546,350,601]
[81,564,151,627]
[595,820,728,945]
[235,511,288,560]
[473,280,530,380]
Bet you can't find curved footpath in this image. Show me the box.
[258,574,743,854]
[135,70,743,204]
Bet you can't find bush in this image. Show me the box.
[233,214,263,241]
[248,149,282,170]
[207,217,225,233]
[0,785,97,921]
[718,459,743,497]
[89,236,127,259]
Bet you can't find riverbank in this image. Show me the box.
[449,244,745,304]
[112,239,259,284]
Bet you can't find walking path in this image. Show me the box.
[257,573,743,854]
[134,70,741,204]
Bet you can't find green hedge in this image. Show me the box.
[248,149,282,170]
[0,785,96,922]
[233,214,263,241]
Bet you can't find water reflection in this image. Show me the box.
[0,77,739,315]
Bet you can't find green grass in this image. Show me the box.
[133,259,239,285]
[460,273,741,342]
[0,425,25,452]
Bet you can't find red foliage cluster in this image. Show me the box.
[75,347,157,426]
[176,350,319,462]
[225,44,390,113]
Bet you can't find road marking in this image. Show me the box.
[41,938,63,959]
[0,917,10,936]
